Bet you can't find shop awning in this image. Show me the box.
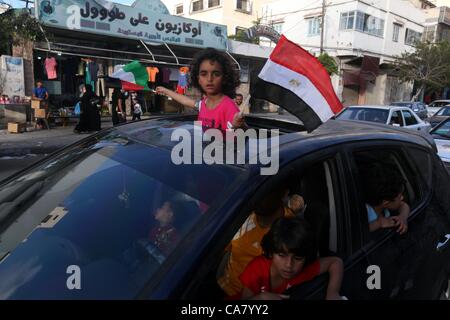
[34,27,240,69]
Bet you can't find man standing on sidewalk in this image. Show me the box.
[32,81,49,100]
[32,80,49,129]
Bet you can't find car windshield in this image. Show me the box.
[336,108,389,123]
[436,107,450,116]
[431,120,450,139]
[0,128,247,299]
[431,101,450,108]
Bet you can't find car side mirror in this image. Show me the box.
[392,123,401,127]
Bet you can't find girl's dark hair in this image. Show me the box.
[190,48,240,98]
[261,218,318,266]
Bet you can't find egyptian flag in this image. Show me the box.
[252,35,343,132]
[111,61,150,91]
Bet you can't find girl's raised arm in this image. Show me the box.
[156,86,196,109]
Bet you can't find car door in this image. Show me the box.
[389,110,404,127]
[273,148,371,300]
[345,144,447,299]
[402,109,422,130]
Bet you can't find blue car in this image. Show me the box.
[0,115,449,299]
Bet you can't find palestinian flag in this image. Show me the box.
[111,61,149,91]
[252,35,343,132]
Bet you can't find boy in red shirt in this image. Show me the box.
[240,217,344,300]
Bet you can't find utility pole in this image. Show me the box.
[320,0,326,54]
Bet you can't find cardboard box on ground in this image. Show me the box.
[8,122,26,133]
[34,108,47,118]
[31,99,47,109]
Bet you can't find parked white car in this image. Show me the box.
[336,105,432,132]
[430,117,450,172]
[427,100,450,117]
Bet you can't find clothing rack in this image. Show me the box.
[34,47,191,67]
[34,40,241,69]
[35,41,193,66]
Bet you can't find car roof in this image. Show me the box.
[113,115,435,162]
[346,105,403,110]
[392,101,417,104]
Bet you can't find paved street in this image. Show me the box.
[0,116,131,181]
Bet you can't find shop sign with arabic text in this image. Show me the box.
[36,0,228,49]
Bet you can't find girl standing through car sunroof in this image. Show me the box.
[156,48,245,132]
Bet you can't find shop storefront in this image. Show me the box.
[1,0,274,128]
[31,0,232,115]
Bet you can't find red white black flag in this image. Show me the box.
[252,35,343,132]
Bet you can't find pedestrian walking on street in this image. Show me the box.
[132,99,142,121]
[111,88,122,126]
[74,84,100,133]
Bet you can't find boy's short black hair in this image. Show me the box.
[190,48,240,98]
[254,183,288,217]
[362,165,406,206]
[235,93,243,98]
[261,218,318,266]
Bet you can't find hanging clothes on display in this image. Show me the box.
[45,56,58,80]
[176,66,189,94]
[85,63,92,88]
[77,60,85,76]
[62,57,79,94]
[161,67,170,84]
[84,59,96,89]
[88,60,99,83]
[96,61,106,97]
[169,68,179,81]
[146,66,159,83]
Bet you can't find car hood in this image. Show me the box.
[435,139,450,162]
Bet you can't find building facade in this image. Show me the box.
[423,5,450,43]
[161,0,266,37]
[161,1,433,106]
[260,0,428,106]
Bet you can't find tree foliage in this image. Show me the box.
[317,52,339,76]
[394,41,450,101]
[0,9,47,54]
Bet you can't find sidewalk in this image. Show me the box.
[0,115,152,157]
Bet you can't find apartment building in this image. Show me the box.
[423,5,450,42]
[260,0,429,105]
[161,1,431,107]
[161,0,265,37]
